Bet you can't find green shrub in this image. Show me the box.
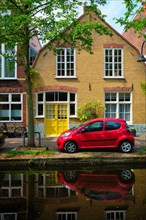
[77,100,105,122]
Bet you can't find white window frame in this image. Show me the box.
[104,92,132,124]
[56,211,78,220]
[0,44,17,79]
[0,93,23,122]
[104,48,124,78]
[0,174,23,198]
[36,91,77,118]
[36,92,45,118]
[0,213,17,220]
[36,173,77,199]
[56,48,76,78]
[105,210,126,220]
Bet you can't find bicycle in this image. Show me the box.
[0,120,26,138]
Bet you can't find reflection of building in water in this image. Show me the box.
[33,170,146,220]
[0,170,146,220]
[36,172,77,199]
[0,173,27,219]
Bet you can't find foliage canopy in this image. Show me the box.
[0,0,112,147]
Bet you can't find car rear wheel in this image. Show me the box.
[64,141,77,153]
[119,140,132,153]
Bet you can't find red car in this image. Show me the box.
[57,118,135,153]
[57,169,135,202]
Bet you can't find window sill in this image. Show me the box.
[55,76,77,79]
[103,77,125,80]
[69,115,77,118]
[0,78,17,80]
[35,116,44,119]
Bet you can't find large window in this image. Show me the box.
[105,92,131,123]
[104,48,123,78]
[0,93,22,122]
[56,48,76,78]
[36,91,76,118]
[105,210,126,220]
[0,44,17,79]
[56,211,77,220]
[0,174,23,198]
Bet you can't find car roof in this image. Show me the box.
[89,118,125,123]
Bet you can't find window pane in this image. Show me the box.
[46,92,54,101]
[59,92,67,101]
[125,93,130,101]
[5,58,15,77]
[38,93,43,102]
[11,174,22,186]
[105,93,116,101]
[11,104,21,120]
[70,104,75,115]
[105,104,116,118]
[70,93,75,101]
[0,94,9,102]
[0,104,9,120]
[12,94,21,102]
[38,104,43,115]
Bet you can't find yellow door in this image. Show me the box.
[45,104,68,136]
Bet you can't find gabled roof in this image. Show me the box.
[33,7,140,67]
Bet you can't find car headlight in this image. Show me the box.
[61,132,71,137]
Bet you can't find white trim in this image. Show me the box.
[104,48,124,78]
[36,91,77,118]
[56,48,76,78]
[0,93,23,122]
[104,91,132,124]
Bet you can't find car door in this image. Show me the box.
[77,120,105,148]
[102,120,122,147]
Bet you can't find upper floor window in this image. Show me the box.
[29,47,38,66]
[104,48,123,78]
[56,48,76,78]
[0,44,17,79]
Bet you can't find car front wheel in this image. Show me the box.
[119,140,132,153]
[64,141,77,153]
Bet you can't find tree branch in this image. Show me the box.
[9,0,25,13]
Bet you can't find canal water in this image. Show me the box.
[0,167,146,220]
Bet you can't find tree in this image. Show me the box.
[116,0,146,37]
[0,0,112,147]
[116,0,146,96]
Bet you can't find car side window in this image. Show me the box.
[105,121,121,130]
[84,121,103,132]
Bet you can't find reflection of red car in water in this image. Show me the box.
[57,170,135,202]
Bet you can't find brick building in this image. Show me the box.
[123,2,146,54]
[0,37,41,129]
[33,8,146,137]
